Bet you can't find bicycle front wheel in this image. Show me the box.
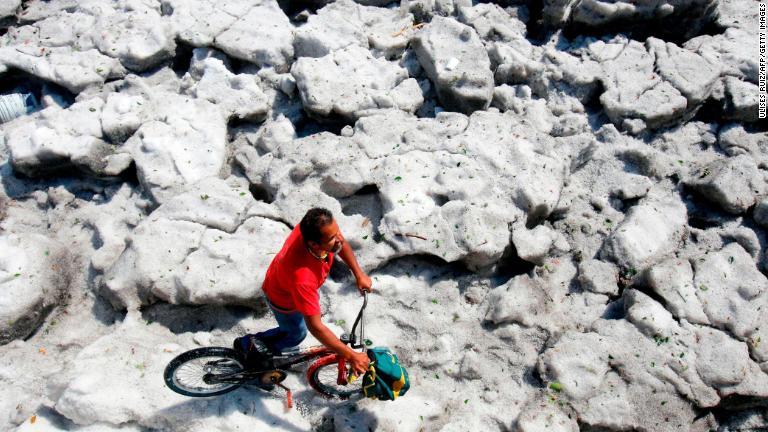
[164,347,245,397]
[307,354,363,399]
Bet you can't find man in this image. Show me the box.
[254,207,371,375]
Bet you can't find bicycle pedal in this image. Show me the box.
[277,382,293,410]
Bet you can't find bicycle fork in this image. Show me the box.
[337,357,350,386]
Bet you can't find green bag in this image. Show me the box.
[362,347,410,401]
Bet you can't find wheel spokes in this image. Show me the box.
[172,356,242,393]
[316,363,360,395]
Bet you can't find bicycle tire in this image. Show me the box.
[164,347,245,397]
[307,354,363,399]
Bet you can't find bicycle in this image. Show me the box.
[163,292,370,407]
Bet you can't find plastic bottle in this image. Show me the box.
[0,92,39,124]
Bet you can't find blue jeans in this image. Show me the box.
[256,301,308,354]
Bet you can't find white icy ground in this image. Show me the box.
[0,0,767,431]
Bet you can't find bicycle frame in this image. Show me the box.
[208,292,369,388]
[205,345,333,385]
[273,345,333,368]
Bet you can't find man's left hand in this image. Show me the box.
[355,272,373,294]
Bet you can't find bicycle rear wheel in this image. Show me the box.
[164,347,245,397]
[307,354,363,399]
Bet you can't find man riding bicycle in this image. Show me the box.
[243,207,372,376]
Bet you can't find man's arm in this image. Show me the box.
[304,314,370,374]
[336,231,373,293]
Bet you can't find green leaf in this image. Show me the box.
[431,299,438,304]
[699,284,708,292]
[88,107,96,112]
[394,176,402,181]
[335,319,346,326]
[362,235,368,240]
[200,194,210,200]
[464,399,469,404]
[549,381,563,392]
[434,373,439,379]
[239,192,246,196]
[13,273,20,277]
[364,338,373,346]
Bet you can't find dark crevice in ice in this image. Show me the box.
[711,395,768,412]
[141,302,265,334]
[226,119,267,143]
[0,162,137,203]
[430,192,450,208]
[681,185,739,232]
[91,285,127,325]
[117,161,141,188]
[607,195,642,214]
[294,116,346,138]
[578,422,616,432]
[374,253,475,282]
[226,55,257,76]
[491,237,536,285]
[276,0,327,19]
[525,204,549,229]
[560,2,723,45]
[710,406,768,430]
[690,95,726,125]
[522,0,548,44]
[170,39,195,75]
[340,184,383,223]
[601,297,626,320]
[336,185,384,283]
[248,183,274,204]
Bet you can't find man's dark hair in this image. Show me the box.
[300,207,334,244]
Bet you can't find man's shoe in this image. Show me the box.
[233,336,248,356]
[232,334,275,370]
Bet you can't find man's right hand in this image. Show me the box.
[305,315,371,375]
[347,350,370,376]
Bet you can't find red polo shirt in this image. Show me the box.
[261,224,334,316]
